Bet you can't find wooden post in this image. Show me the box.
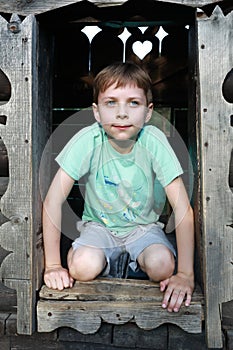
[197,6,233,348]
[0,14,51,334]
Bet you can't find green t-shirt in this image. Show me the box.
[56,122,183,235]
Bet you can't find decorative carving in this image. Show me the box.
[0,69,11,103]
[0,244,12,266]
[222,68,233,103]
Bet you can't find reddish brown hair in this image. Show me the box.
[93,62,153,104]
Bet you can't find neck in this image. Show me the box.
[108,139,135,154]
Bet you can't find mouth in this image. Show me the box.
[112,124,132,130]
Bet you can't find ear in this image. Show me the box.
[145,103,153,123]
[92,103,100,123]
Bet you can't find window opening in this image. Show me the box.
[0,70,10,287]
[0,69,11,105]
[222,68,233,103]
[50,19,193,277]
[229,149,233,192]
[0,68,10,203]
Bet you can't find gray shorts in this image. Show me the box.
[72,221,176,275]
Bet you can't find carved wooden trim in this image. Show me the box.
[0,13,52,334]
[38,300,203,334]
[0,0,225,16]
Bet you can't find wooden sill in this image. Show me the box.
[37,278,204,334]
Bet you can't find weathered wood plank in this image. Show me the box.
[37,298,203,334]
[40,278,162,302]
[0,15,38,335]
[39,278,204,303]
[0,17,35,333]
[0,14,36,280]
[0,13,52,334]
[197,6,233,348]
[6,279,35,334]
[38,278,204,335]
[0,0,225,16]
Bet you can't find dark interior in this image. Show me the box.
[1,0,200,279]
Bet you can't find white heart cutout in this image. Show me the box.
[132,40,153,60]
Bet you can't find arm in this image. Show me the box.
[43,167,75,290]
[161,176,195,312]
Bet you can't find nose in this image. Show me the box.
[116,103,129,119]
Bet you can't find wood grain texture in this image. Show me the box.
[38,299,203,334]
[0,14,52,334]
[39,278,204,303]
[197,6,233,348]
[0,15,37,335]
[37,278,203,334]
[0,0,225,16]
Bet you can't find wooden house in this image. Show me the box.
[0,1,232,349]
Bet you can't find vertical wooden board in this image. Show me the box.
[7,279,35,334]
[0,15,39,334]
[197,6,233,348]
[0,15,37,280]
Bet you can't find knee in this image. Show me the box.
[68,247,106,281]
[146,255,174,281]
[140,247,175,282]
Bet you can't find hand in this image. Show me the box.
[160,272,194,312]
[44,265,74,290]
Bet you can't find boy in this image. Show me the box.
[43,62,194,313]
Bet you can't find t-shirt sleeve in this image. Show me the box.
[55,126,95,180]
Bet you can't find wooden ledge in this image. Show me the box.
[37,278,204,334]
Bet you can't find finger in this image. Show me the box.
[167,289,180,312]
[69,277,74,288]
[61,274,71,289]
[160,278,170,292]
[173,291,186,312]
[49,278,58,290]
[44,278,51,289]
[185,292,192,307]
[162,288,173,309]
[57,272,71,290]
[44,275,57,289]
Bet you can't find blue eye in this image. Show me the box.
[129,100,139,107]
[106,100,116,107]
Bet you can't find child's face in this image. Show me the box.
[93,83,153,144]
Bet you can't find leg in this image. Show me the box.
[137,244,175,282]
[67,246,106,281]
